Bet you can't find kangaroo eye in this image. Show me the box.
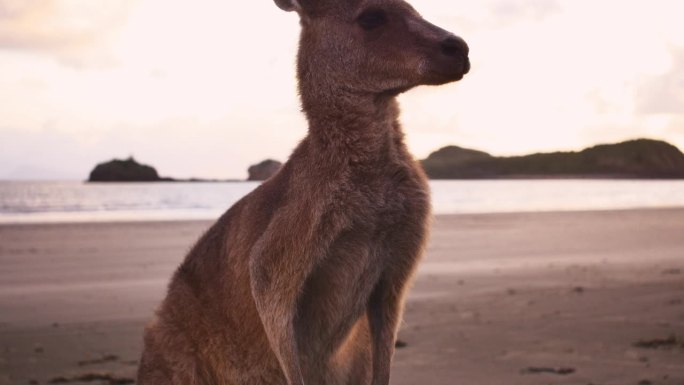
[357,9,387,30]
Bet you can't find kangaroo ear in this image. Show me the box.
[273,0,302,12]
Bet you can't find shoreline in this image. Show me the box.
[2,205,684,226]
[1,208,683,385]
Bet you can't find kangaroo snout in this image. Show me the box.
[441,35,470,76]
[410,16,471,85]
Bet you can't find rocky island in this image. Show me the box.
[247,159,283,181]
[88,157,165,182]
[88,157,283,182]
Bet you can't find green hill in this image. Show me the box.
[421,139,684,179]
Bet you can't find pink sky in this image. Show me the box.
[1,0,683,180]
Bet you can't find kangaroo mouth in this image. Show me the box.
[455,59,471,80]
[461,57,471,76]
[424,56,470,84]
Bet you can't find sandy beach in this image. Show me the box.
[1,209,683,385]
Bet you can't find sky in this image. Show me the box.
[1,0,683,180]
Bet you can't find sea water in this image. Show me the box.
[1,180,683,224]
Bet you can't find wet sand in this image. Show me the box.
[1,209,683,385]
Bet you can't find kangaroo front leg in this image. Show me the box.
[250,271,305,385]
[367,274,409,385]
[249,207,339,385]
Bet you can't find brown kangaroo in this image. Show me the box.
[137,0,469,384]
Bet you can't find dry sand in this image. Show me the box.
[1,209,683,385]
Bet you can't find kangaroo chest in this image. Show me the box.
[340,163,430,239]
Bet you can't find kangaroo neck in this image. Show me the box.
[300,84,404,165]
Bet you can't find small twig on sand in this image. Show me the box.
[49,373,134,385]
[521,367,576,375]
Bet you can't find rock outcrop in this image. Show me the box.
[247,159,282,181]
[88,157,162,182]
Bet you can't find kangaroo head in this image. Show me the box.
[274,0,470,96]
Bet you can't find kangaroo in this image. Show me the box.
[137,0,469,384]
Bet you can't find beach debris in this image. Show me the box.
[638,380,653,385]
[521,367,576,375]
[661,268,682,275]
[572,286,585,294]
[632,335,683,350]
[395,340,408,349]
[49,373,134,385]
[77,354,119,366]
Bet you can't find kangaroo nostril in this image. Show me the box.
[440,36,469,58]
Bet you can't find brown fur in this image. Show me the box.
[137,0,469,384]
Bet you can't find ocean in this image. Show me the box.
[1,180,683,224]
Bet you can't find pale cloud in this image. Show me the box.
[490,0,560,23]
[0,0,137,67]
[637,48,684,115]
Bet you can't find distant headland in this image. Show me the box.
[88,139,684,182]
[421,139,684,179]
